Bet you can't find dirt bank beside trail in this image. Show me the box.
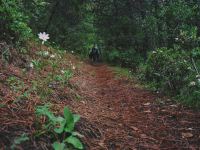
[69,62,200,150]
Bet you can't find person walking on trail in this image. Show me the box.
[89,44,101,62]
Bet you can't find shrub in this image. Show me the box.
[120,49,143,69]
[104,49,143,69]
[144,47,190,94]
[105,49,120,64]
[179,76,200,108]
[0,0,32,43]
[36,105,83,150]
[143,47,200,108]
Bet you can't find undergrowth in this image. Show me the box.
[36,104,83,150]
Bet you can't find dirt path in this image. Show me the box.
[69,61,200,150]
[0,52,200,149]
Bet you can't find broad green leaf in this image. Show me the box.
[55,116,65,123]
[64,136,83,150]
[73,114,80,123]
[52,142,65,150]
[54,119,66,134]
[63,107,74,132]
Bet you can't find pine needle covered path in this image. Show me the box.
[69,60,200,150]
[0,49,200,149]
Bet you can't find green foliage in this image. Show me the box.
[64,135,83,150]
[31,59,45,70]
[53,142,65,150]
[36,105,83,150]
[105,49,143,68]
[145,48,190,94]
[31,79,53,100]
[6,76,25,92]
[179,77,200,108]
[105,49,120,64]
[112,66,132,79]
[36,50,49,58]
[0,0,32,43]
[192,47,200,59]
[0,42,11,64]
[144,47,200,107]
[120,50,143,69]
[54,70,73,86]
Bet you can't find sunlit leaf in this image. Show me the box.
[64,136,83,150]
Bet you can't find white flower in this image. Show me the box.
[38,32,50,44]
[44,51,49,56]
[152,51,157,54]
[189,81,196,86]
[61,70,65,74]
[30,62,34,68]
[72,66,76,70]
[175,37,179,41]
[50,54,56,58]
[71,51,74,54]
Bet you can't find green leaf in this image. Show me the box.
[36,104,56,122]
[54,119,66,134]
[64,136,83,150]
[73,114,80,123]
[63,107,74,132]
[55,116,65,122]
[53,142,65,150]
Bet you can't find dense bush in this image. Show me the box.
[0,0,32,44]
[145,48,190,93]
[179,74,200,108]
[104,49,143,69]
[120,50,143,69]
[144,47,200,107]
[104,49,120,64]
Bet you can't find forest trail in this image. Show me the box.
[0,52,200,149]
[68,60,200,150]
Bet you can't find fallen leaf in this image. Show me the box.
[81,101,86,104]
[98,142,105,147]
[131,126,139,131]
[143,102,151,106]
[144,110,151,113]
[182,132,193,138]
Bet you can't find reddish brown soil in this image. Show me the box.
[69,62,200,150]
[0,50,200,150]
